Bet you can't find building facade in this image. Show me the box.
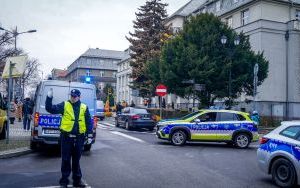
[51,68,67,81]
[166,0,300,119]
[65,48,128,99]
[116,49,143,106]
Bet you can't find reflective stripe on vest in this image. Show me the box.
[60,101,87,134]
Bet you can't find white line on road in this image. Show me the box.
[98,122,115,127]
[111,131,146,143]
[34,185,91,188]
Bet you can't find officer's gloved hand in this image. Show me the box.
[47,88,53,98]
[87,138,93,144]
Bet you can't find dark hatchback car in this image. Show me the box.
[115,107,155,131]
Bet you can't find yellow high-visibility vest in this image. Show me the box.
[60,101,87,134]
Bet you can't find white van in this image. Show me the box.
[95,100,105,121]
[30,80,97,151]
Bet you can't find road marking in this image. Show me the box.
[98,122,115,127]
[34,184,91,188]
[111,131,146,143]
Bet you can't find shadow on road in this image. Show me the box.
[155,141,258,150]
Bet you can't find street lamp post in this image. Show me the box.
[0,26,37,100]
[253,63,259,111]
[221,35,240,109]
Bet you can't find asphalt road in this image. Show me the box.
[0,119,277,188]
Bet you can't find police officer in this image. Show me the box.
[45,88,92,188]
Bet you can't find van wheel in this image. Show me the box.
[0,122,7,140]
[234,133,250,149]
[271,158,296,187]
[84,144,92,151]
[171,130,187,146]
[30,141,38,150]
[115,119,119,127]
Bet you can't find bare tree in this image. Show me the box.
[21,59,41,98]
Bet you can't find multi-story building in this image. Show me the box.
[65,48,128,99]
[51,68,67,81]
[116,49,134,104]
[165,0,300,119]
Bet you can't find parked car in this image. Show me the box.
[156,109,258,148]
[0,94,7,140]
[257,121,300,187]
[30,80,97,151]
[115,107,155,131]
[95,100,105,121]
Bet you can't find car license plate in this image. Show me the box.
[44,129,60,134]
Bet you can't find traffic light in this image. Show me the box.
[85,76,91,83]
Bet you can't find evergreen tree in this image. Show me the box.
[159,13,269,108]
[126,0,169,97]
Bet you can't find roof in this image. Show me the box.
[281,121,300,126]
[168,0,207,18]
[202,109,249,115]
[81,48,129,60]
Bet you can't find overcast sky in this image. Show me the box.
[0,0,189,77]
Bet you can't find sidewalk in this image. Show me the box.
[0,120,32,159]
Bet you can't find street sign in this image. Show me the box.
[194,84,205,91]
[2,55,28,78]
[156,84,167,97]
[182,79,195,84]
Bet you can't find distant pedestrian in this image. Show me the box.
[116,102,123,114]
[23,97,33,131]
[130,100,135,107]
[251,111,260,125]
[16,99,23,122]
[8,101,17,124]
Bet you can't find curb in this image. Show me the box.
[0,147,33,159]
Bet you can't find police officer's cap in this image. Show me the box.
[71,89,81,97]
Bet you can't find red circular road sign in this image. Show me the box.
[156,84,167,97]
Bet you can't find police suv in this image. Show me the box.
[156,110,259,148]
[257,121,300,187]
[30,80,97,151]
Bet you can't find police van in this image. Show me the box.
[30,80,97,151]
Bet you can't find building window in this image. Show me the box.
[226,16,233,27]
[100,71,104,77]
[86,70,91,76]
[216,0,221,12]
[296,10,300,20]
[241,9,250,26]
[113,72,116,78]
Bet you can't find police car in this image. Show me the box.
[257,121,300,187]
[30,80,97,151]
[156,110,259,148]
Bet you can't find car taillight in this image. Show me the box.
[93,116,98,129]
[34,112,39,127]
[260,137,269,144]
[131,115,140,120]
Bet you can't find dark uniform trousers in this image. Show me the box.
[60,133,85,184]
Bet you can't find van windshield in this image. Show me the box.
[39,85,95,115]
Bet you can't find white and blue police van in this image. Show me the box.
[30,80,97,151]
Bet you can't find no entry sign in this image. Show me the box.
[156,84,167,97]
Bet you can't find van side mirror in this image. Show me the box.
[194,119,201,124]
